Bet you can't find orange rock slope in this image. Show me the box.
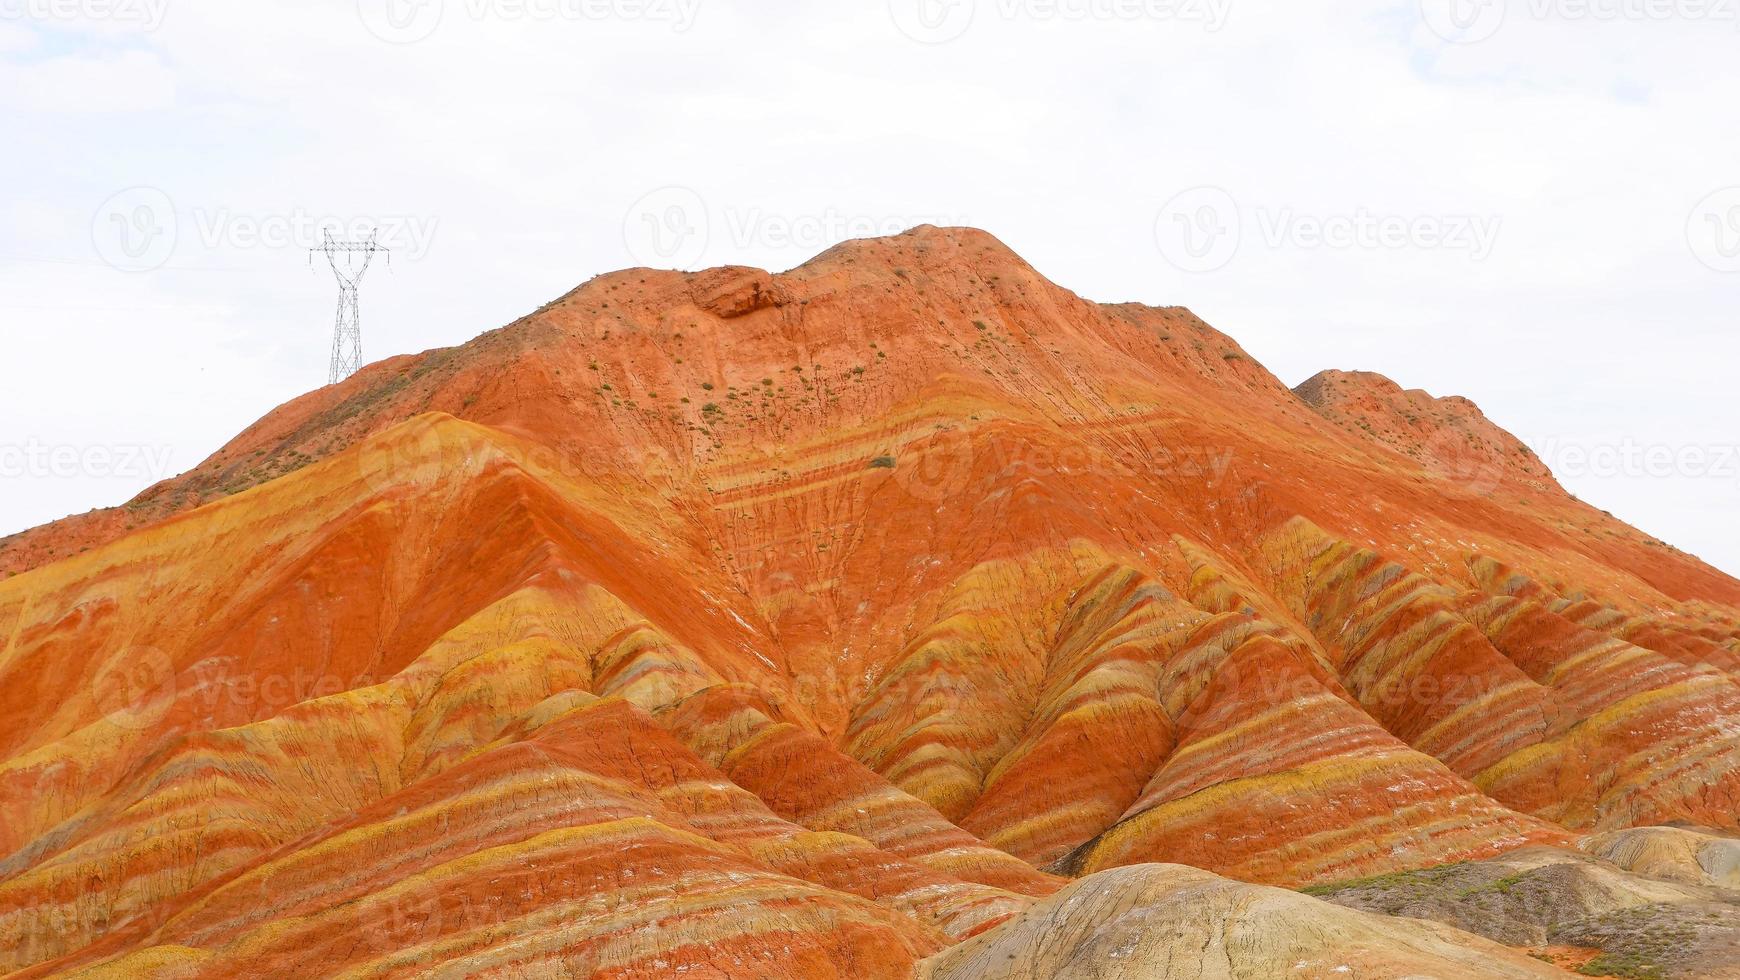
[3,226,1739,977]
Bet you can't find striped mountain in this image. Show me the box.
[2,227,1738,977]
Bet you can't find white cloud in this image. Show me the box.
[0,48,174,112]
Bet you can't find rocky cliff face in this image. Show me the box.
[2,227,1738,977]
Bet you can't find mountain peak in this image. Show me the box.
[1294,368,1558,492]
[0,232,1726,613]
[4,229,1740,978]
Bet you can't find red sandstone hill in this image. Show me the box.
[2,227,1739,978]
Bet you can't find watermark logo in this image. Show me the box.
[91,191,438,270]
[357,0,702,43]
[1,0,168,30]
[357,419,488,495]
[1421,0,1740,43]
[92,187,177,273]
[623,186,711,269]
[363,878,449,953]
[884,429,1236,503]
[183,662,378,718]
[621,188,970,269]
[1154,186,1241,273]
[1155,186,1503,272]
[93,646,177,731]
[889,427,978,503]
[357,0,445,43]
[890,0,1231,43]
[1420,0,1507,43]
[889,0,976,43]
[94,650,371,735]
[1420,428,1505,496]
[1688,187,1740,273]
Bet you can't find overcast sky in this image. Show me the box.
[3,0,1737,577]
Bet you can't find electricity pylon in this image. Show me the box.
[312,231,389,384]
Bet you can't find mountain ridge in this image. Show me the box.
[5,226,1735,604]
[3,226,1739,977]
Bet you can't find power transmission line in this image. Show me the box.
[310,231,389,384]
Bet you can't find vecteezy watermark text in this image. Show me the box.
[356,0,701,44]
[889,0,1232,44]
[1154,186,1503,272]
[0,441,176,482]
[0,0,168,29]
[622,186,971,269]
[190,208,440,261]
[1529,437,1740,485]
[90,188,440,271]
[1421,0,1740,45]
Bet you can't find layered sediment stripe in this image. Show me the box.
[15,698,1005,978]
[0,416,760,870]
[844,554,1077,822]
[1152,612,1353,726]
[745,833,1031,941]
[0,570,771,974]
[1065,626,1569,886]
[1257,520,1554,776]
[88,822,939,980]
[1474,676,1740,830]
[1075,751,1569,888]
[605,688,1056,939]
[399,635,591,780]
[1459,593,1690,716]
[591,623,727,712]
[1175,535,1336,671]
[0,683,417,971]
[7,228,1740,976]
[1449,572,1740,828]
[957,565,1200,865]
[672,703,1058,897]
[1569,601,1740,676]
[1473,558,1740,677]
[1129,636,1396,811]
